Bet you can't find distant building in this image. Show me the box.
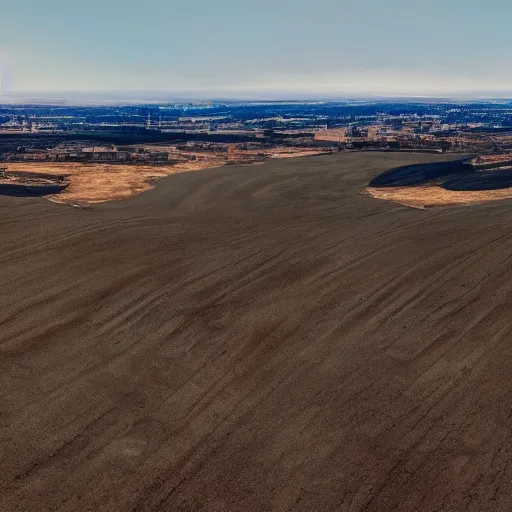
[345,125,368,138]
[49,146,168,163]
[82,147,131,161]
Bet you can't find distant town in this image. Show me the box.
[2,99,512,159]
[2,99,512,203]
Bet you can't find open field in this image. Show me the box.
[3,152,512,511]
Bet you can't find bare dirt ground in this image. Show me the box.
[315,128,348,142]
[3,152,512,511]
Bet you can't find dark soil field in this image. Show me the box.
[2,152,512,511]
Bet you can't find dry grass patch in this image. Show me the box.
[366,185,512,209]
[4,160,226,204]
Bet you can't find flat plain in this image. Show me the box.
[2,151,512,511]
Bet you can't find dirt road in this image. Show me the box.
[2,152,512,511]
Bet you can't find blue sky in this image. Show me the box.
[1,0,512,97]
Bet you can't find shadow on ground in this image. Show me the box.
[369,159,512,191]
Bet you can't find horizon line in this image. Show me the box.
[2,89,512,106]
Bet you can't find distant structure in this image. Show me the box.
[227,144,238,161]
[146,111,162,131]
[22,118,32,133]
[345,125,368,138]
[48,146,169,163]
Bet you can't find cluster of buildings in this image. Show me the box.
[345,125,369,138]
[53,146,169,162]
[6,146,169,163]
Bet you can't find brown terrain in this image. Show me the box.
[1,147,327,204]
[3,161,221,204]
[3,152,512,511]
[366,184,512,208]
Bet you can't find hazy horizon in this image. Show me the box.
[2,89,512,106]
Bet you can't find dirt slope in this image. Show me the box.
[2,152,512,511]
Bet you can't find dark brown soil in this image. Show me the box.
[2,152,512,511]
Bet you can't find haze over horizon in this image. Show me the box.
[2,0,512,99]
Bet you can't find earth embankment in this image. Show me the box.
[368,157,512,207]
